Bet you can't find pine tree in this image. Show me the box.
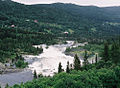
[103,42,109,62]
[33,70,37,79]
[110,44,120,64]
[66,61,70,73]
[58,62,62,73]
[95,54,98,63]
[92,59,94,64]
[74,54,81,70]
[83,50,89,66]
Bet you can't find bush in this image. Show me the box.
[15,60,28,68]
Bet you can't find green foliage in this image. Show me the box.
[58,62,62,73]
[83,50,89,66]
[114,66,120,87]
[102,39,120,64]
[97,68,117,88]
[102,42,109,62]
[0,28,56,64]
[65,47,71,52]
[66,61,70,73]
[15,60,28,68]
[95,54,98,63]
[65,44,104,60]
[0,1,120,42]
[11,66,120,88]
[74,54,81,70]
[10,38,120,88]
[80,44,104,55]
[34,70,37,79]
[1,1,120,87]
[110,43,120,64]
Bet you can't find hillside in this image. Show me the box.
[103,6,120,21]
[1,0,120,87]
[0,0,120,40]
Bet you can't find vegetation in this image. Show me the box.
[102,42,109,62]
[83,50,89,68]
[66,61,70,73]
[58,62,63,73]
[74,54,81,70]
[7,38,120,88]
[10,67,120,88]
[81,44,104,54]
[0,27,57,68]
[0,0,120,42]
[1,0,120,87]
[33,70,37,79]
[65,43,104,59]
[15,60,28,68]
[95,54,98,63]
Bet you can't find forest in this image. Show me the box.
[0,0,120,88]
[0,27,57,67]
[1,0,120,40]
[7,39,120,88]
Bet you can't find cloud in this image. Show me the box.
[12,0,120,7]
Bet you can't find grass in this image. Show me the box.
[65,43,104,58]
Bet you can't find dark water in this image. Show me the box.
[0,70,33,88]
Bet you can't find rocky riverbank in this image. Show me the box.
[0,41,87,87]
[0,62,24,75]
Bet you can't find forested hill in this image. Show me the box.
[0,0,120,38]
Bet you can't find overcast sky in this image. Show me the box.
[12,0,120,7]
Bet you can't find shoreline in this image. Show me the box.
[0,68,25,75]
[0,41,84,87]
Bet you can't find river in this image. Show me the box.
[0,41,86,87]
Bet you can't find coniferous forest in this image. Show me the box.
[10,39,120,88]
[0,0,120,88]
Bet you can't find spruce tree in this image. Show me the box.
[103,42,109,62]
[110,44,120,64]
[95,54,98,63]
[92,59,94,64]
[58,62,62,73]
[33,70,37,79]
[83,50,89,66]
[70,64,73,70]
[74,54,81,70]
[66,61,70,73]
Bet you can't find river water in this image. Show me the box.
[0,41,85,87]
[24,41,75,76]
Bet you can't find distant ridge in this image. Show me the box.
[0,0,120,38]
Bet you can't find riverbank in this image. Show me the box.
[0,68,24,75]
[64,43,102,64]
[0,62,24,75]
[0,41,74,87]
[64,42,88,58]
[0,41,86,87]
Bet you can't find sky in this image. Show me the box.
[11,0,120,7]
